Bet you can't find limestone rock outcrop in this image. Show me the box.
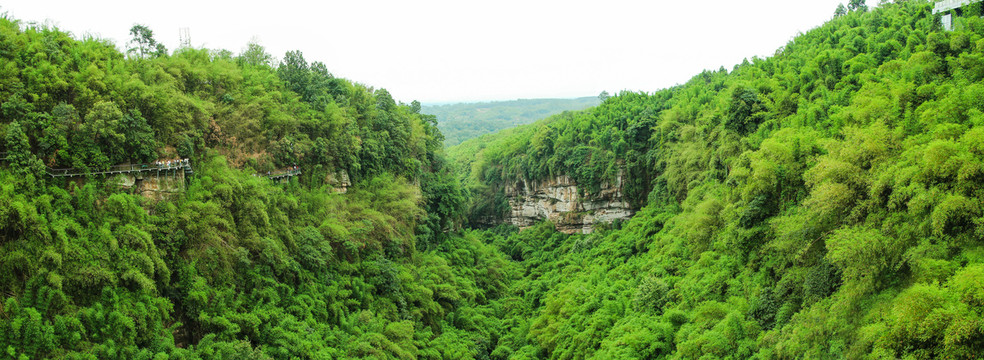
[503,174,634,234]
[111,171,187,200]
[327,170,351,193]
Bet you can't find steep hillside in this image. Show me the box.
[423,97,600,146]
[0,15,498,359]
[451,1,984,358]
[4,0,984,359]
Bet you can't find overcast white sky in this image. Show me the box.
[1,0,864,104]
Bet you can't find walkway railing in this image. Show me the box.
[0,156,308,182]
[46,159,193,178]
[264,168,301,181]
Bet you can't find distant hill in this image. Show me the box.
[423,96,601,146]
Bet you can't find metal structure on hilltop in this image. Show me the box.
[179,28,192,48]
[934,0,983,31]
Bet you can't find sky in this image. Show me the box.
[1,0,865,104]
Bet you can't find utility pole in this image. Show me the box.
[179,28,191,48]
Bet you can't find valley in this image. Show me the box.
[2,1,984,359]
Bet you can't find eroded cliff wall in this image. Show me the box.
[503,174,633,234]
[112,171,186,200]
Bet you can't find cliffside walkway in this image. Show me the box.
[1,153,301,181]
[260,168,301,181]
[0,152,194,178]
[47,160,193,178]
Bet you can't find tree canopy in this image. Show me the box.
[447,1,984,357]
[3,1,984,359]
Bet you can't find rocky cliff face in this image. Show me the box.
[327,170,351,193]
[112,171,187,200]
[503,174,633,234]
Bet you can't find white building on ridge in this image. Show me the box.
[934,0,982,31]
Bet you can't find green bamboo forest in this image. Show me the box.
[2,1,984,359]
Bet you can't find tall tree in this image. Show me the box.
[4,121,45,177]
[238,41,272,67]
[120,109,157,163]
[82,101,126,163]
[726,87,764,134]
[848,0,868,12]
[278,50,311,101]
[127,24,166,58]
[309,61,341,103]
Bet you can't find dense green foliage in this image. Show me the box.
[0,16,442,185]
[448,1,984,358]
[0,14,494,359]
[423,97,600,146]
[5,0,984,358]
[0,159,510,359]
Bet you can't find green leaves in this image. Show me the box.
[878,269,984,358]
[5,1,984,359]
[3,121,44,178]
[825,227,895,296]
[127,25,166,59]
[440,3,984,359]
[726,87,766,134]
[931,194,979,237]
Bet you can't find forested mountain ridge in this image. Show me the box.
[423,97,600,146]
[0,21,441,184]
[448,1,984,358]
[0,14,495,359]
[3,0,984,359]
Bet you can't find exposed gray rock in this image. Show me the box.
[503,173,634,234]
[111,171,187,200]
[327,170,351,193]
